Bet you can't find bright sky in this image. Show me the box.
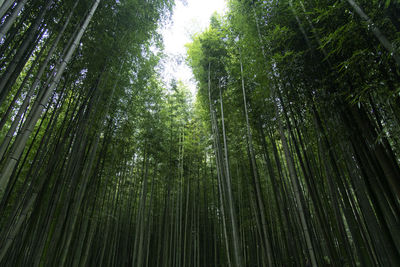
[159,0,227,97]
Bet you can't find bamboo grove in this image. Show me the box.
[0,0,399,266]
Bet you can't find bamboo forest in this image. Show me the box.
[1,0,400,266]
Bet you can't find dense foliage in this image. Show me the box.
[0,0,399,266]
[186,0,400,266]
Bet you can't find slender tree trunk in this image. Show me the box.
[239,49,274,267]
[346,0,400,67]
[0,0,54,105]
[0,0,15,18]
[207,63,232,267]
[0,0,79,159]
[252,4,318,266]
[218,79,244,267]
[0,0,101,195]
[0,0,28,40]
